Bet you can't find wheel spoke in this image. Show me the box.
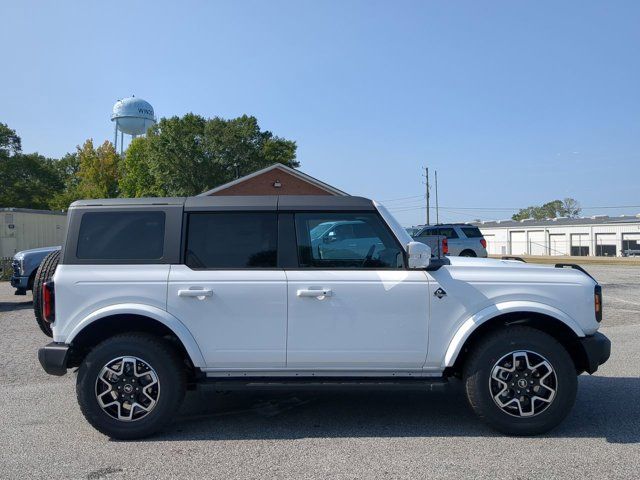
[95,356,160,422]
[489,350,557,418]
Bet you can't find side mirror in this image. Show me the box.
[407,241,431,269]
[324,231,338,243]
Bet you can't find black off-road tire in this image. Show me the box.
[32,250,60,337]
[463,326,577,436]
[76,333,186,440]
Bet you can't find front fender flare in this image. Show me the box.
[442,301,585,368]
[63,303,206,368]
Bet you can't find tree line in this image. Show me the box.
[511,198,581,221]
[0,114,298,210]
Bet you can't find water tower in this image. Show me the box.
[111,96,156,154]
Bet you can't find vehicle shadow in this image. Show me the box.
[148,375,639,444]
[0,300,33,312]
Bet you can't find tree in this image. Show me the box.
[76,139,120,199]
[512,198,581,221]
[0,152,63,209]
[561,198,581,218]
[119,137,157,198]
[0,122,21,157]
[49,153,80,210]
[0,122,65,209]
[119,113,298,197]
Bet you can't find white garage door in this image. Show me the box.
[528,231,546,256]
[549,234,567,256]
[595,233,617,257]
[571,233,590,256]
[510,231,526,255]
[622,233,640,256]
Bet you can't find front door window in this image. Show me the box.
[295,213,404,269]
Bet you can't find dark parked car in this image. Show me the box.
[10,246,60,295]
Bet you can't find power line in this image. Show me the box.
[382,201,640,212]
[377,194,425,203]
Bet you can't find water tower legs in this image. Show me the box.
[113,120,119,152]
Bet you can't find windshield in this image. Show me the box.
[374,202,413,248]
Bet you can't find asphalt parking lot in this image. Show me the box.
[1,264,639,480]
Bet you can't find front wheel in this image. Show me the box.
[463,326,577,435]
[76,333,186,439]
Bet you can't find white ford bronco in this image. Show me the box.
[38,195,610,439]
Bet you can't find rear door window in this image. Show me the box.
[185,212,277,269]
[461,227,483,238]
[438,227,459,239]
[418,228,437,237]
[77,211,165,260]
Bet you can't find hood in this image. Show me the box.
[14,246,61,258]
[444,256,597,284]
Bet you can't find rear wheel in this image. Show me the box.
[76,333,186,440]
[33,250,60,337]
[459,250,476,257]
[463,326,577,435]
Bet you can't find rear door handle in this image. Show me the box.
[297,288,333,298]
[178,288,213,298]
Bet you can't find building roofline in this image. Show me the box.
[197,163,348,196]
[474,215,640,229]
[1,207,67,216]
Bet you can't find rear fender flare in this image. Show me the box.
[63,303,206,368]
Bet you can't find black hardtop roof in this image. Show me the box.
[69,197,185,207]
[70,195,375,211]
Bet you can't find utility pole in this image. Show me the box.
[424,167,430,225]
[435,170,439,224]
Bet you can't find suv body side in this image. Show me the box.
[51,196,599,379]
[40,195,611,439]
[414,224,487,257]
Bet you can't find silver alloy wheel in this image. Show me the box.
[95,356,160,422]
[489,350,557,418]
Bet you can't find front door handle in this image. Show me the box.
[297,288,333,299]
[178,288,213,299]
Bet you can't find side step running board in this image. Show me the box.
[199,377,450,392]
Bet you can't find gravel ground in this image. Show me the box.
[0,264,638,479]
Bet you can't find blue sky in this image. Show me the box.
[1,0,639,225]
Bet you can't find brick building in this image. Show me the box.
[199,163,347,197]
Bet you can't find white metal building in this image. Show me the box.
[474,215,640,257]
[1,208,67,257]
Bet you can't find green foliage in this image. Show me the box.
[0,153,63,209]
[49,140,121,210]
[119,137,157,197]
[0,122,22,156]
[119,114,299,197]
[48,153,80,210]
[2,113,298,210]
[76,139,120,199]
[48,140,122,210]
[512,198,582,221]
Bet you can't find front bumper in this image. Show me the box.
[579,332,611,374]
[10,274,29,290]
[38,342,70,376]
